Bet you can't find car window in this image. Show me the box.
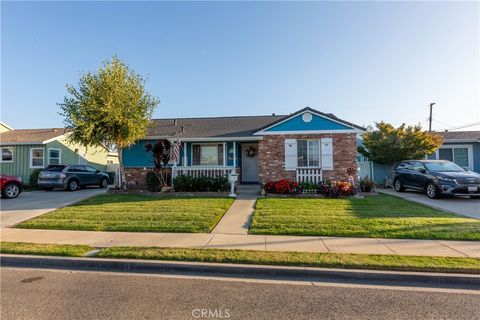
[45,166,65,172]
[396,162,408,170]
[85,166,97,173]
[68,165,85,173]
[401,161,414,170]
[413,162,425,172]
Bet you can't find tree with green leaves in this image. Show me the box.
[59,56,160,188]
[358,122,443,165]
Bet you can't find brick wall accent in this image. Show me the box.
[124,167,241,189]
[258,133,358,183]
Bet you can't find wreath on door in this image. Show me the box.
[245,146,257,158]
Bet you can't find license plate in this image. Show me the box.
[468,186,478,192]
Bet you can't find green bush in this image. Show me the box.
[360,176,376,192]
[146,171,161,192]
[174,175,229,192]
[28,169,43,189]
[298,181,319,191]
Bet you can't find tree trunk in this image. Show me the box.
[117,147,127,190]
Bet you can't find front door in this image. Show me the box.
[241,143,259,183]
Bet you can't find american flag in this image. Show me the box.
[172,137,181,163]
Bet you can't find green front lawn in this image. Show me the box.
[16,194,234,233]
[250,194,480,240]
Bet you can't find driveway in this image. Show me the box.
[0,188,106,227]
[379,188,480,219]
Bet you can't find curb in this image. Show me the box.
[2,254,479,290]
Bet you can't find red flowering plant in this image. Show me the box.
[318,180,357,197]
[263,179,298,194]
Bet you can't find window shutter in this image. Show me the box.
[284,139,297,171]
[320,138,333,170]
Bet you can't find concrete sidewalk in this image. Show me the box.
[379,188,480,219]
[2,228,479,258]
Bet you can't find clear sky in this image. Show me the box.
[1,1,479,131]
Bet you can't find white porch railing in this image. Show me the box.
[296,168,323,183]
[173,166,234,178]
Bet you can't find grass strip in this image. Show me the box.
[0,242,93,257]
[96,246,480,274]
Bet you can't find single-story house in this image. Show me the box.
[0,123,118,183]
[123,107,365,188]
[427,131,480,172]
[358,130,480,185]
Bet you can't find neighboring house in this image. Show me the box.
[123,107,365,188]
[358,130,480,185]
[0,126,118,183]
[427,131,480,173]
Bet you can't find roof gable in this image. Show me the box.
[0,128,69,145]
[253,107,363,135]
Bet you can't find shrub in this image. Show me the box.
[263,180,298,194]
[298,181,319,192]
[146,171,162,192]
[318,180,357,198]
[28,169,43,189]
[359,176,376,192]
[173,175,229,192]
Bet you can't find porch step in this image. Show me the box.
[237,184,261,195]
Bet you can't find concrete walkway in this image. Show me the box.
[379,188,480,219]
[2,228,479,258]
[211,193,257,234]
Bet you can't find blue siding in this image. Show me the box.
[441,142,480,173]
[123,140,243,168]
[264,113,351,132]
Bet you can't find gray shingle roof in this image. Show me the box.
[0,128,69,144]
[147,107,365,139]
[436,131,480,141]
[147,115,285,138]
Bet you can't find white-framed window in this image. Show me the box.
[431,145,473,170]
[0,147,13,163]
[297,139,320,167]
[192,143,225,166]
[48,148,61,165]
[30,148,45,168]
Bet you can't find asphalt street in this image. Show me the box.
[1,268,479,320]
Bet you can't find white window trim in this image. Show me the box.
[191,143,226,167]
[433,144,474,170]
[297,139,321,168]
[29,147,45,169]
[0,147,13,163]
[48,148,62,165]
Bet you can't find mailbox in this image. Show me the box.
[228,172,238,183]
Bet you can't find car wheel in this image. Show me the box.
[43,187,54,191]
[393,178,405,192]
[99,178,108,188]
[426,182,441,199]
[2,183,21,199]
[66,179,79,191]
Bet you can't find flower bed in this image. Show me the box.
[263,180,357,198]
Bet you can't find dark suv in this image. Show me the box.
[38,165,109,191]
[393,160,480,199]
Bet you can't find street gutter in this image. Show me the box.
[1,254,479,290]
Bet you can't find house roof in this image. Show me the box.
[0,128,69,145]
[436,131,480,142]
[147,107,364,139]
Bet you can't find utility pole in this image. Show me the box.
[428,102,435,132]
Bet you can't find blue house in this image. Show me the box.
[358,130,480,185]
[122,107,365,188]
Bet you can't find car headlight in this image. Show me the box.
[437,177,457,183]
